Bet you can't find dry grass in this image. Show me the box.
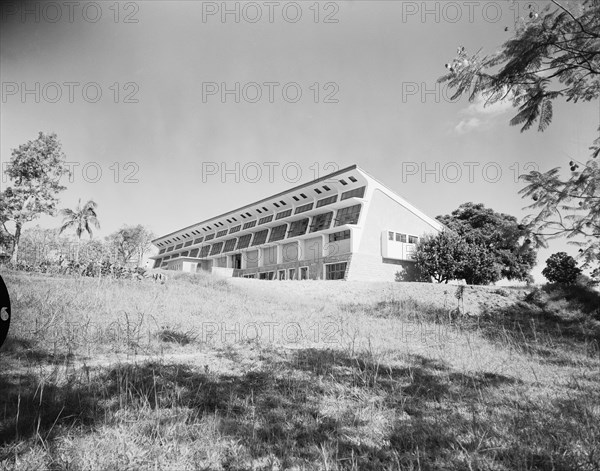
[0,269,599,470]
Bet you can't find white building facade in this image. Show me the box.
[150,165,444,281]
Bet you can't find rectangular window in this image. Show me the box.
[166,246,174,252]
[258,215,273,225]
[288,218,308,238]
[396,233,406,243]
[193,237,204,244]
[243,220,257,230]
[326,262,347,280]
[310,212,333,232]
[223,238,237,253]
[172,253,180,258]
[210,242,224,256]
[278,270,286,280]
[184,240,193,247]
[216,229,228,238]
[237,234,252,250]
[300,267,309,280]
[153,258,161,268]
[159,248,166,254]
[205,234,215,241]
[341,186,365,200]
[269,224,287,242]
[408,235,419,244]
[335,204,361,226]
[180,251,189,257]
[329,230,350,242]
[295,203,314,214]
[316,195,337,208]
[388,231,394,241]
[189,248,199,258]
[175,243,183,250]
[252,229,268,246]
[163,255,171,261]
[229,225,241,234]
[288,268,296,280]
[199,245,211,258]
[276,209,292,220]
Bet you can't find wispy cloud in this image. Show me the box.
[454,95,513,134]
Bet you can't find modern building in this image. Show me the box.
[150,165,444,281]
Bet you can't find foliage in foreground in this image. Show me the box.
[439,0,600,275]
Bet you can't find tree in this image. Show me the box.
[58,199,100,263]
[542,251,581,284]
[436,203,536,284]
[106,225,155,266]
[414,231,464,283]
[0,132,70,263]
[438,0,600,273]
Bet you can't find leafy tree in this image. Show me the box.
[0,132,70,263]
[436,203,536,284]
[439,0,600,273]
[106,225,155,266]
[58,199,100,263]
[542,251,581,284]
[414,231,464,283]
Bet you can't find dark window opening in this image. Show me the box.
[288,218,309,238]
[326,262,347,280]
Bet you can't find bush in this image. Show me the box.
[524,288,546,307]
[542,252,581,285]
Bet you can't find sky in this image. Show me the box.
[1,0,598,282]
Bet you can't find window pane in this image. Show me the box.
[189,248,199,257]
[408,235,419,244]
[237,234,252,250]
[223,238,237,253]
[326,262,347,280]
[329,230,350,242]
[252,230,268,246]
[316,195,337,208]
[210,242,223,256]
[276,209,292,220]
[229,225,241,234]
[269,224,287,242]
[295,203,313,214]
[335,204,361,226]
[341,186,365,200]
[258,215,273,225]
[205,234,215,241]
[243,220,257,230]
[199,245,211,258]
[288,218,309,238]
[310,212,333,233]
[388,231,394,240]
[216,229,228,238]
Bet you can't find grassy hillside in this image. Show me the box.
[1,270,599,470]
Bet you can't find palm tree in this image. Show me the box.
[58,199,100,263]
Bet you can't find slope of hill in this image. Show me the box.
[0,270,598,470]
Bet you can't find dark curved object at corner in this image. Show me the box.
[0,274,10,349]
